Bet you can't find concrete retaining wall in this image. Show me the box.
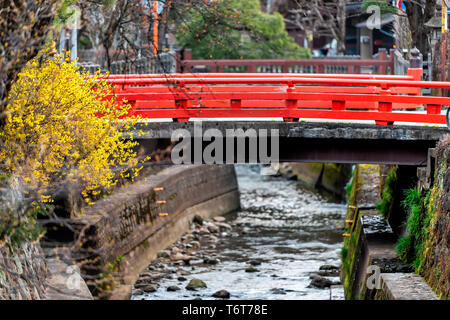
[72,164,240,299]
[277,163,351,199]
[342,164,439,300]
[375,273,438,300]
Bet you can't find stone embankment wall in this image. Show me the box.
[342,163,440,300]
[418,141,450,298]
[276,163,352,199]
[0,243,47,299]
[72,164,240,299]
[0,242,92,300]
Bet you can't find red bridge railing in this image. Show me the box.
[105,68,450,126]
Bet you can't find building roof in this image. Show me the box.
[424,16,442,29]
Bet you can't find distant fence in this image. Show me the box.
[77,52,177,75]
[177,48,395,75]
[110,53,176,74]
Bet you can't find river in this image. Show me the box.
[132,164,346,300]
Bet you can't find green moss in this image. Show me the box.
[395,236,411,262]
[346,165,359,207]
[346,177,353,199]
[168,193,177,200]
[376,166,397,219]
[395,187,431,272]
[108,254,124,272]
[341,246,348,260]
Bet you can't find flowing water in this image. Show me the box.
[133,164,347,300]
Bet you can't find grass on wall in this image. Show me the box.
[395,188,432,272]
[376,166,397,219]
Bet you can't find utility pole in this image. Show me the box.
[70,21,78,61]
[153,0,158,56]
[59,27,66,54]
[443,0,448,34]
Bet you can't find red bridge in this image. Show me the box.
[106,68,450,127]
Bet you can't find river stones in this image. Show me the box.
[248,260,262,266]
[207,235,219,242]
[193,215,204,225]
[142,285,158,293]
[319,265,340,271]
[316,265,341,276]
[172,253,196,264]
[190,241,200,249]
[316,270,340,277]
[270,288,287,295]
[177,270,190,276]
[183,234,195,243]
[212,289,230,299]
[157,250,171,258]
[204,257,219,265]
[245,267,259,273]
[216,222,232,230]
[308,275,334,289]
[198,228,210,235]
[133,289,144,295]
[186,278,207,290]
[207,224,219,233]
[132,215,237,298]
[167,286,180,291]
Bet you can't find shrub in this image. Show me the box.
[0,45,140,247]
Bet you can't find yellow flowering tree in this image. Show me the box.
[0,46,139,247]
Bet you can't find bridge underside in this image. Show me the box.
[130,122,448,166]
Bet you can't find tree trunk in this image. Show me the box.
[336,0,347,55]
[404,0,436,56]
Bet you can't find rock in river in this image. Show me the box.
[308,275,334,289]
[193,215,204,225]
[270,288,287,295]
[204,257,219,265]
[216,222,232,230]
[186,278,207,290]
[212,290,230,299]
[172,254,196,264]
[319,265,340,271]
[207,224,219,233]
[142,285,158,293]
[157,250,171,258]
[167,286,181,292]
[248,260,262,266]
[245,267,259,273]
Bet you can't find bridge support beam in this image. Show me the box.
[130,122,447,166]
